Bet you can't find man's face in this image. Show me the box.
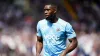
[44,5,56,19]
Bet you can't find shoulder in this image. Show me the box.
[58,18,71,26]
[37,19,46,25]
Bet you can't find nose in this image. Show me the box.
[44,10,48,14]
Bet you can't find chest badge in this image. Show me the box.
[57,28,60,32]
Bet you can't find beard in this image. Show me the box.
[46,14,56,22]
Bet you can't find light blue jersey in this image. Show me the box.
[37,18,76,56]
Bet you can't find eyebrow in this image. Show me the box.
[44,8,50,10]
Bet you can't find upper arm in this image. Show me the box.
[68,37,77,43]
[68,37,78,48]
[37,36,43,43]
[37,21,42,37]
[65,23,76,39]
[37,22,43,42]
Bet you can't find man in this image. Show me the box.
[36,4,78,56]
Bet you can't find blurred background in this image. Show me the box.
[0,0,100,56]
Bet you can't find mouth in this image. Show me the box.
[45,15,49,17]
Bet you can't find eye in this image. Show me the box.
[44,9,50,11]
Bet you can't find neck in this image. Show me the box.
[46,15,58,23]
[51,17,58,23]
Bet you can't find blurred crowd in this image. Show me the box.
[0,0,100,56]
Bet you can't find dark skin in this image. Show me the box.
[60,37,78,56]
[36,36,43,56]
[36,5,78,56]
[44,5,58,23]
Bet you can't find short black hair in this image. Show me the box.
[45,3,57,10]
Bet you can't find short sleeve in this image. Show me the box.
[65,23,76,39]
[37,22,42,37]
